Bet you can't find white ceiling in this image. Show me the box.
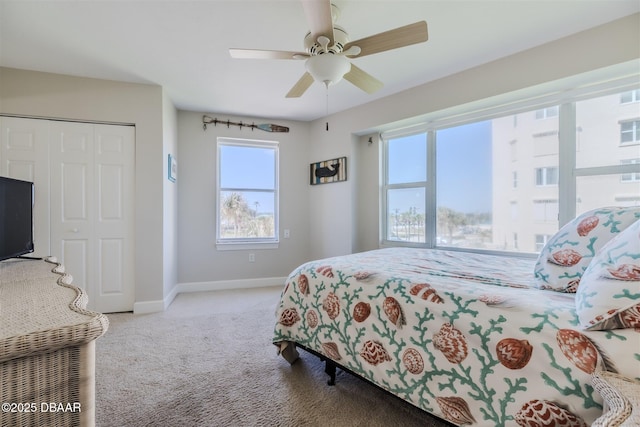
[1,0,639,122]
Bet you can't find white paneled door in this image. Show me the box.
[50,122,135,313]
[0,117,51,258]
[1,117,135,313]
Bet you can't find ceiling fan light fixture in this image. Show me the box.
[305,54,351,86]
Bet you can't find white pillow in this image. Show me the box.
[576,219,640,330]
[534,207,640,292]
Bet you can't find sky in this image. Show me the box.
[388,121,493,214]
[219,144,275,215]
[220,120,494,217]
[436,121,493,213]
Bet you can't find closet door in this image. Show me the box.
[50,121,135,313]
[0,117,51,258]
[93,124,135,313]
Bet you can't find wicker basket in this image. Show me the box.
[0,258,109,427]
[592,370,640,427]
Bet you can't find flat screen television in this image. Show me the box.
[0,176,35,261]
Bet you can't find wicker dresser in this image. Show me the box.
[0,257,109,427]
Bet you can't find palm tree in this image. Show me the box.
[437,206,467,243]
[221,192,250,237]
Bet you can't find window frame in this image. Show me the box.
[621,89,640,104]
[381,129,431,246]
[620,119,640,145]
[380,75,640,255]
[216,137,279,250]
[535,106,559,119]
[621,159,640,182]
[535,166,559,186]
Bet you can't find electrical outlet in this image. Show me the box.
[249,253,255,263]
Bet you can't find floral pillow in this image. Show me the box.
[534,206,640,292]
[575,219,640,330]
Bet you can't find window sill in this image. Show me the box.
[216,241,279,251]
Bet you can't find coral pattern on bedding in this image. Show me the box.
[273,248,640,427]
[576,219,640,331]
[534,206,640,293]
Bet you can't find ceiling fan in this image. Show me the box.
[229,0,428,98]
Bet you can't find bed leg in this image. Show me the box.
[277,341,300,364]
[324,359,336,386]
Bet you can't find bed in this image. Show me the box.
[273,207,640,426]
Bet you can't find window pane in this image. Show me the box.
[217,139,278,243]
[576,175,640,213]
[620,90,639,103]
[220,144,275,189]
[441,109,559,253]
[387,134,426,184]
[436,121,493,249]
[535,234,551,252]
[533,200,558,222]
[387,188,425,242]
[621,159,640,182]
[576,91,640,168]
[620,121,639,144]
[502,105,560,251]
[219,191,275,239]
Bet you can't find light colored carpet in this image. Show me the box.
[95,287,451,427]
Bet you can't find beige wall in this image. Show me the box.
[176,110,311,286]
[163,91,179,303]
[0,67,172,310]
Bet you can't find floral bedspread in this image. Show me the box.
[273,248,639,426]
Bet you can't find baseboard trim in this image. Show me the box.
[132,277,287,314]
[133,299,165,314]
[177,276,287,294]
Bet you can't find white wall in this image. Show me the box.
[306,13,640,260]
[176,111,310,287]
[0,67,175,310]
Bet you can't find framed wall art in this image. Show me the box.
[310,156,346,185]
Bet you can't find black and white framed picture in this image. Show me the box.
[310,156,346,185]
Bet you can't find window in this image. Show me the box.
[620,120,640,144]
[216,138,278,247]
[381,84,640,255]
[535,167,558,186]
[575,92,640,213]
[535,234,551,252]
[621,159,640,182]
[384,134,427,243]
[621,89,640,103]
[533,200,558,222]
[436,121,493,250]
[535,106,558,119]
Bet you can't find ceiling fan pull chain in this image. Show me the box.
[326,84,329,131]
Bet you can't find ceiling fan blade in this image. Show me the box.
[344,21,428,58]
[301,0,334,46]
[229,48,308,60]
[286,72,315,98]
[344,64,383,94]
